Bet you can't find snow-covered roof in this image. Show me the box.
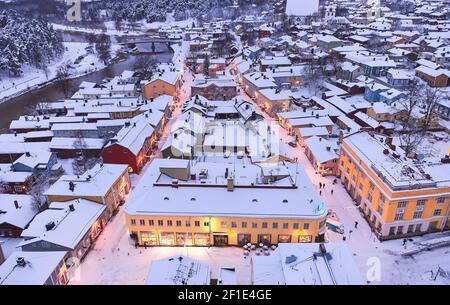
[49,137,105,150]
[125,159,327,220]
[252,243,364,285]
[44,163,128,198]
[304,136,339,163]
[0,251,66,285]
[298,127,329,138]
[0,194,36,230]
[13,150,53,170]
[107,115,155,156]
[343,132,450,191]
[286,0,319,17]
[146,256,211,285]
[20,199,106,250]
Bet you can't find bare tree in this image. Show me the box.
[303,60,325,95]
[395,79,426,156]
[421,86,442,130]
[56,62,72,98]
[73,132,88,174]
[29,175,49,212]
[133,54,157,79]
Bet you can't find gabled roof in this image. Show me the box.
[20,199,106,250]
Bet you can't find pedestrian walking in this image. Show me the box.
[403,238,407,246]
[331,189,334,195]
[320,190,322,195]
[323,183,326,189]
[319,182,322,189]
[354,221,358,229]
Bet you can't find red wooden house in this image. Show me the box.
[101,120,155,174]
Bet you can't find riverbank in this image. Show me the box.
[0,41,123,104]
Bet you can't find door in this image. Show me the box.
[213,234,229,246]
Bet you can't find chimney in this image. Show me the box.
[16,257,26,267]
[14,200,19,209]
[227,176,235,192]
[326,146,331,151]
[69,181,75,192]
[69,204,75,212]
[25,152,31,157]
[45,221,56,231]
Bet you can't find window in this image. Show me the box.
[437,197,446,204]
[195,221,200,227]
[377,197,384,216]
[158,220,163,226]
[167,220,173,227]
[272,222,278,229]
[359,183,363,191]
[139,219,145,226]
[415,224,422,232]
[252,222,258,229]
[303,223,310,230]
[262,222,268,229]
[394,212,403,221]
[131,219,136,225]
[149,220,154,226]
[389,227,396,235]
[413,211,423,219]
[407,224,414,233]
[204,221,209,227]
[176,220,182,227]
[397,201,408,208]
[220,221,227,228]
[231,222,237,228]
[185,220,191,227]
[241,222,247,228]
[433,209,442,217]
[416,199,426,207]
[368,183,375,202]
[281,223,288,230]
[293,223,299,229]
[397,226,403,235]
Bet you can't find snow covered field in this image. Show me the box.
[0,41,122,103]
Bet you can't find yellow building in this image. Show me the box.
[339,132,450,240]
[257,88,292,116]
[45,164,131,220]
[124,159,328,246]
[141,63,180,100]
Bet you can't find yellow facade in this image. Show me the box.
[125,214,326,246]
[339,139,450,239]
[46,170,131,220]
[142,79,179,100]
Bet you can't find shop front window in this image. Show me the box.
[194,233,210,246]
[237,234,251,246]
[141,231,158,245]
[278,235,291,243]
[159,232,175,246]
[298,235,312,243]
[257,234,271,245]
[176,232,193,246]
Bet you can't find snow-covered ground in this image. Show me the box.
[52,15,194,37]
[0,41,122,103]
